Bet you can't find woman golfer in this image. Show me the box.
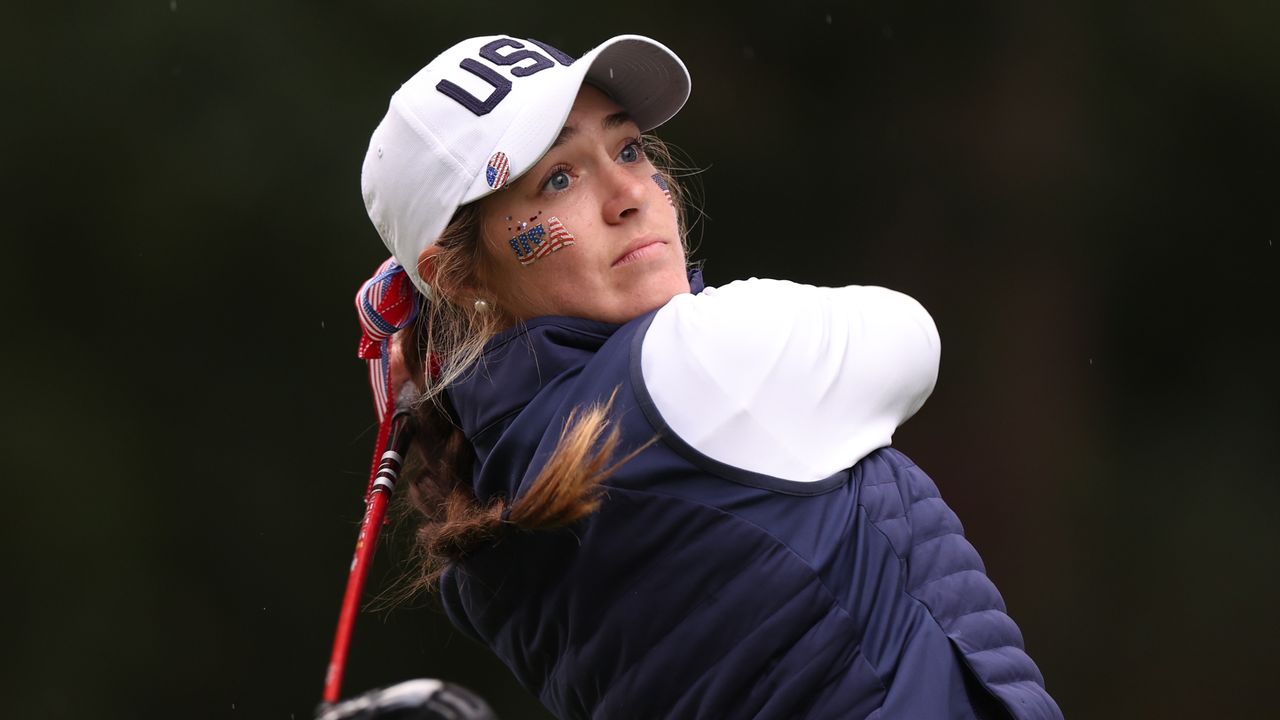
[346,33,1062,720]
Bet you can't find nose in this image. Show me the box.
[600,164,648,225]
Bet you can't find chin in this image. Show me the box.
[625,275,691,319]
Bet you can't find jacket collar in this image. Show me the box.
[445,268,705,463]
[446,315,619,457]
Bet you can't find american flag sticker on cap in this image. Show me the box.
[486,151,510,189]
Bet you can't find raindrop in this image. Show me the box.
[825,13,832,24]
[170,0,177,11]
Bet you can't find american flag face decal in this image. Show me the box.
[652,173,673,206]
[486,151,510,189]
[508,216,576,266]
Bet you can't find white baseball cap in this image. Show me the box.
[361,34,692,295]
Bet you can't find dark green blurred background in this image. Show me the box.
[5,1,1277,718]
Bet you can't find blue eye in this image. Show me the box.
[619,141,642,163]
[544,170,571,192]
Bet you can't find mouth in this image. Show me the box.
[612,237,667,268]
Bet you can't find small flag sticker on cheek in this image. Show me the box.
[652,173,673,206]
[507,216,576,266]
[486,152,510,189]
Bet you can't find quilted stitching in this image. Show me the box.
[860,450,1063,720]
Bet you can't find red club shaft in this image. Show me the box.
[323,413,411,704]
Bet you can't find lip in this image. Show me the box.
[612,237,668,268]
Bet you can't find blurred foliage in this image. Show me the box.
[4,1,1276,718]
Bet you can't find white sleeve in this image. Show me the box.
[639,278,941,483]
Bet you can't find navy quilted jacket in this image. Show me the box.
[440,298,1062,719]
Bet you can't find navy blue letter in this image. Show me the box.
[435,59,512,116]
[480,39,553,78]
[525,38,575,67]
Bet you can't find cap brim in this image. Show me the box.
[582,35,691,132]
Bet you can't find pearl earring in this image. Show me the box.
[473,299,491,313]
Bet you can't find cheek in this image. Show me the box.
[501,214,578,268]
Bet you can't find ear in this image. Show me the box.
[416,245,441,288]
[418,244,483,304]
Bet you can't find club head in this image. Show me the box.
[316,679,498,720]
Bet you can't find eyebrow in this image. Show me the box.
[549,111,636,150]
